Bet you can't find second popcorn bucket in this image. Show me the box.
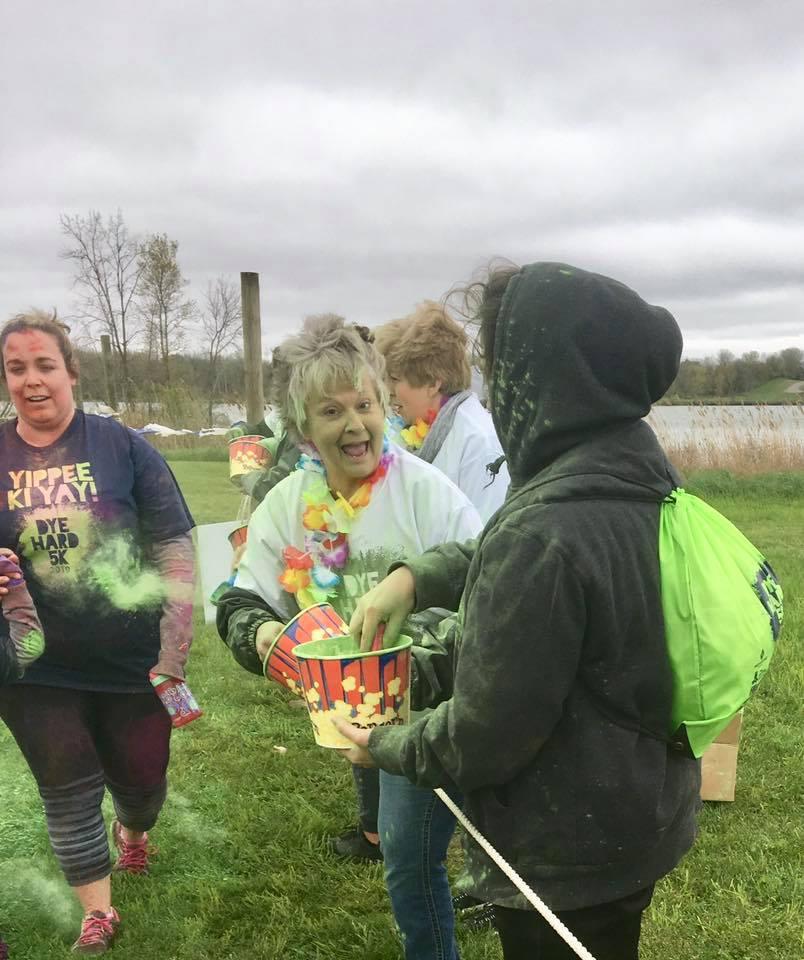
[228,435,272,486]
[227,523,249,552]
[293,633,412,749]
[264,603,348,694]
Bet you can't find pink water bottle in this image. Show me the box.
[150,674,203,728]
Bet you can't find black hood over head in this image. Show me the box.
[489,262,682,484]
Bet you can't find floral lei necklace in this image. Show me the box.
[399,406,439,449]
[279,436,395,608]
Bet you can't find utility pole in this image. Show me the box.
[100,334,118,409]
[240,272,265,425]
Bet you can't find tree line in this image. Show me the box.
[14,209,803,420]
[70,348,273,425]
[667,348,804,399]
[59,210,243,417]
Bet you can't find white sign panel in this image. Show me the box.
[196,521,239,623]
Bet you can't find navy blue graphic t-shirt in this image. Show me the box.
[0,412,194,691]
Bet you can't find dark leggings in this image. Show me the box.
[0,685,172,886]
[494,884,655,960]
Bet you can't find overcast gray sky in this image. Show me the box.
[2,0,803,359]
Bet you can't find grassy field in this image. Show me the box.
[744,378,804,402]
[1,462,802,959]
[661,378,804,404]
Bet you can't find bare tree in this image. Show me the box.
[138,233,194,383]
[201,276,242,424]
[60,209,144,393]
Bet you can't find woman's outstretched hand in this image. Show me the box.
[349,566,416,651]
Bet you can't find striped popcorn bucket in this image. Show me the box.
[264,603,348,695]
[227,523,249,551]
[294,633,411,748]
[228,435,271,485]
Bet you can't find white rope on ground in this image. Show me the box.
[434,787,598,960]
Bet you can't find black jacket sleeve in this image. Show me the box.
[370,521,585,792]
[406,611,460,711]
[215,586,286,676]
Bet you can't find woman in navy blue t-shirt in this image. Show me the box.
[0,310,195,955]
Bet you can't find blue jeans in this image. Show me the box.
[378,771,462,960]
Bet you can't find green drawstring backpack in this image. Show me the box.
[659,488,783,757]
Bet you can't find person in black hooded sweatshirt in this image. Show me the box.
[337,262,701,960]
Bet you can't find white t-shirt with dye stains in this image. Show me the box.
[235,444,483,623]
[431,393,509,523]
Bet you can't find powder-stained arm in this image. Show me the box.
[150,533,196,680]
[215,586,286,676]
[405,610,460,711]
[389,538,479,614]
[370,524,585,793]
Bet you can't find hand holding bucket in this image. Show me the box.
[228,435,273,487]
[350,567,416,651]
[370,623,386,651]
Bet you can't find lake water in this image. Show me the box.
[646,405,804,450]
[74,399,804,453]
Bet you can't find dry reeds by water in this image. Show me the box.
[119,383,212,433]
[647,404,804,474]
[108,383,232,458]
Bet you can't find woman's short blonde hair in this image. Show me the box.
[1,308,79,380]
[378,301,471,395]
[271,314,389,441]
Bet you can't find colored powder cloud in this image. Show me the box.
[86,538,165,611]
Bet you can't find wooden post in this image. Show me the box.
[240,272,265,426]
[73,378,85,412]
[100,334,118,410]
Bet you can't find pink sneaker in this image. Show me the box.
[72,908,120,955]
[111,820,154,875]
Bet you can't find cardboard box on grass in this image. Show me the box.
[700,712,743,802]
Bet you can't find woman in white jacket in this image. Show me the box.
[377,301,509,523]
